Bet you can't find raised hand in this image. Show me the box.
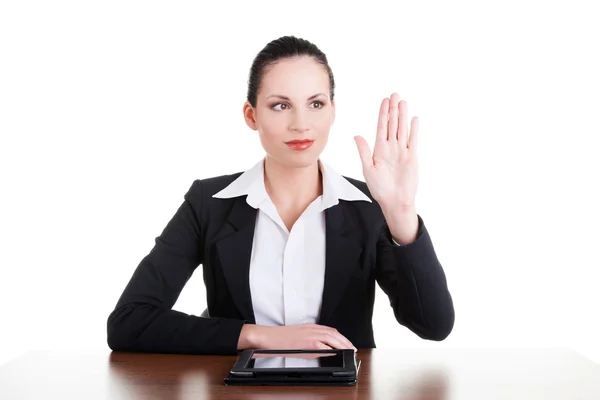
[354,92,419,211]
[354,92,420,244]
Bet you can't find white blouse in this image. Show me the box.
[213,157,373,327]
[213,158,400,366]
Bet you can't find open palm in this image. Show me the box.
[354,92,419,210]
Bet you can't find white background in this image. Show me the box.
[1,0,599,368]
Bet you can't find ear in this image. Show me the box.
[243,102,258,131]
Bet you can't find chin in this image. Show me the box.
[291,159,319,169]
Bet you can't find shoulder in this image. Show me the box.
[339,175,386,221]
[334,175,387,236]
[183,172,243,204]
[340,175,375,201]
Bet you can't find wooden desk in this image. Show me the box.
[1,348,599,399]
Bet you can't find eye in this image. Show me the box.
[271,101,325,111]
[271,103,289,111]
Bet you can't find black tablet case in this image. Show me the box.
[224,349,361,386]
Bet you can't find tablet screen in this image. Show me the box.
[247,352,345,369]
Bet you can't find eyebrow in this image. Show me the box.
[266,93,327,101]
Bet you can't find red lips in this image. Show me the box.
[285,139,314,151]
[285,139,314,144]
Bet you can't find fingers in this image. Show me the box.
[315,342,333,350]
[372,94,416,154]
[354,135,373,170]
[388,93,400,142]
[318,332,350,350]
[409,116,419,152]
[291,323,357,352]
[317,326,356,351]
[398,100,408,148]
[376,98,390,142]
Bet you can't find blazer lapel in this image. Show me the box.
[213,196,363,326]
[318,201,363,325]
[214,196,258,324]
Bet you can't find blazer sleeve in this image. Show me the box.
[374,214,455,340]
[106,180,246,355]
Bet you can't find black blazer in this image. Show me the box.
[107,172,455,355]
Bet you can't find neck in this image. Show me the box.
[263,156,323,208]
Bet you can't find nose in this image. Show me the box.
[291,127,309,134]
[290,110,309,134]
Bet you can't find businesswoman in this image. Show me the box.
[107,35,455,355]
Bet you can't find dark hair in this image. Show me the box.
[246,35,335,108]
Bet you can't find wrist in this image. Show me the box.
[238,324,266,350]
[382,207,419,245]
[380,203,416,218]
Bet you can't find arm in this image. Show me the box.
[374,214,455,341]
[106,180,246,355]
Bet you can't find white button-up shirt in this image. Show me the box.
[213,157,401,331]
[213,157,403,366]
[213,159,371,326]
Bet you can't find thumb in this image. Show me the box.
[354,135,372,170]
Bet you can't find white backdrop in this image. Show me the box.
[1,0,599,367]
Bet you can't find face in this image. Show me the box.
[243,56,335,169]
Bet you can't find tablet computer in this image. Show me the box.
[223,349,361,386]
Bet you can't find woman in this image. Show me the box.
[107,35,454,355]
